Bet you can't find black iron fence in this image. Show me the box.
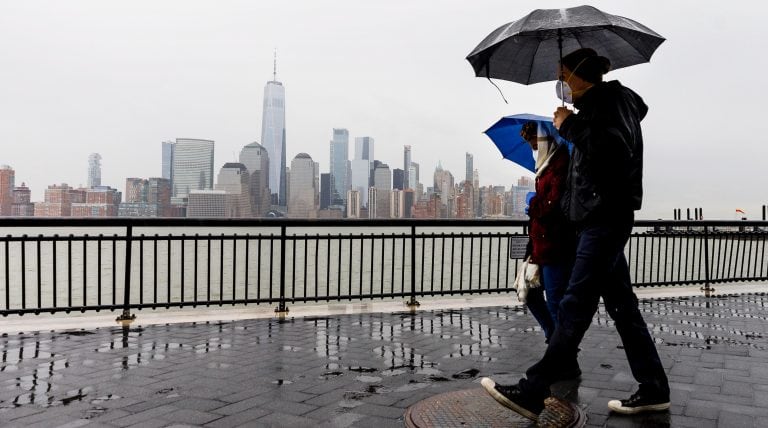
[0,218,766,317]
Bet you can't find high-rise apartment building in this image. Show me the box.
[288,153,318,218]
[329,128,349,207]
[170,138,214,203]
[238,142,271,217]
[261,59,287,206]
[390,189,404,218]
[346,190,360,218]
[88,153,102,188]
[11,183,34,216]
[215,163,251,218]
[403,145,412,189]
[0,165,15,216]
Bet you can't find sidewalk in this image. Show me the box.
[1,289,768,427]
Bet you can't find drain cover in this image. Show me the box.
[404,388,533,428]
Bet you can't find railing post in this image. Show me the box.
[406,225,420,310]
[116,225,136,323]
[701,225,714,297]
[275,225,289,316]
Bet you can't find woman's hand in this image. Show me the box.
[553,107,573,130]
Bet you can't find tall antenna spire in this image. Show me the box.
[273,49,277,81]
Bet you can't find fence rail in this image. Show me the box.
[0,218,766,317]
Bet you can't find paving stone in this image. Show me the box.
[203,407,272,428]
[718,410,756,427]
[2,294,768,428]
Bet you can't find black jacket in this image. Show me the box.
[558,80,646,224]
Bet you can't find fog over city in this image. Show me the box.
[1,0,766,219]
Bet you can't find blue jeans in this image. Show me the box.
[526,263,570,341]
[519,214,670,400]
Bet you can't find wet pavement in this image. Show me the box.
[1,292,768,427]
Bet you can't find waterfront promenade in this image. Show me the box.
[1,285,768,427]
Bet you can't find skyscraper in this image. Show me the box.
[260,55,287,206]
[239,142,271,217]
[170,138,214,203]
[0,165,15,216]
[392,168,404,190]
[434,162,454,217]
[465,153,473,183]
[161,141,174,180]
[403,145,412,189]
[350,136,374,208]
[329,128,349,207]
[288,153,318,218]
[88,153,101,188]
[320,173,331,210]
[355,137,374,162]
[373,163,391,219]
[215,162,251,217]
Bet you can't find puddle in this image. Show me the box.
[320,371,344,379]
[364,384,391,394]
[452,368,480,379]
[355,375,382,383]
[347,366,377,373]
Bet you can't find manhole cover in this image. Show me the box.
[404,388,533,428]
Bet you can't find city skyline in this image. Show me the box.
[1,1,767,219]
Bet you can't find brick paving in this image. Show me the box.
[1,293,768,427]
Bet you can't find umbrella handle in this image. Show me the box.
[557,29,565,108]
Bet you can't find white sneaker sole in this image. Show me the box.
[607,399,670,414]
[480,377,538,421]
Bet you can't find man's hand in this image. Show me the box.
[553,106,573,130]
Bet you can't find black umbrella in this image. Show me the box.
[466,5,665,85]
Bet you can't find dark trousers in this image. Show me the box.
[519,214,670,400]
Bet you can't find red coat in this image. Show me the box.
[528,145,574,265]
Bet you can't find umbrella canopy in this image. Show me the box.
[484,114,571,173]
[466,5,665,84]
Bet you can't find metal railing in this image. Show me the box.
[0,218,766,318]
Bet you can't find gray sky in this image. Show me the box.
[1,0,766,220]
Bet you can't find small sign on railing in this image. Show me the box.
[508,236,529,259]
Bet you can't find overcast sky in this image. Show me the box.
[1,0,766,219]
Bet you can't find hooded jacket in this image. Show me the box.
[558,80,646,224]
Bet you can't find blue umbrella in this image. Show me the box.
[484,113,571,173]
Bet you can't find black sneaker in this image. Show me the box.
[607,390,670,414]
[480,377,544,421]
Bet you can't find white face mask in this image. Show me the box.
[555,80,573,104]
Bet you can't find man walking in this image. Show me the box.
[482,47,670,420]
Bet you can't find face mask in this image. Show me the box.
[555,80,573,104]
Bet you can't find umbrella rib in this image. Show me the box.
[526,39,543,84]
[608,25,653,61]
